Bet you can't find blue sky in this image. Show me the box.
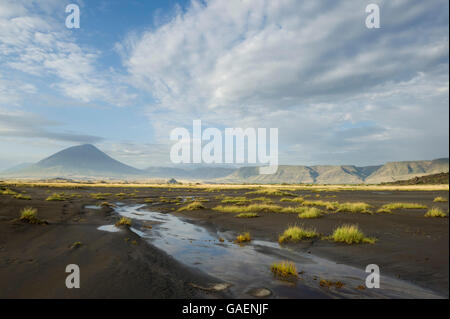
[0,0,448,170]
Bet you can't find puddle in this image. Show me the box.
[85,205,101,210]
[98,225,121,233]
[101,204,443,299]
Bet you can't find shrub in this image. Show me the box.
[278,226,318,243]
[331,225,375,244]
[433,197,448,203]
[424,207,447,218]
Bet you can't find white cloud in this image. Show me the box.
[0,0,134,106]
[120,0,448,164]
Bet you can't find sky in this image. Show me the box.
[0,0,448,170]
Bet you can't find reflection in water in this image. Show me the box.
[98,203,442,299]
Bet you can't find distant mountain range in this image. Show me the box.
[1,144,448,184]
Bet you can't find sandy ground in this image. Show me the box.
[0,184,448,298]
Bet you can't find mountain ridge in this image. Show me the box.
[1,144,448,184]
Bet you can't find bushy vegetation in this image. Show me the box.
[331,225,375,244]
[302,200,338,210]
[433,197,448,203]
[424,207,447,218]
[236,232,251,243]
[278,226,318,243]
[280,197,304,203]
[178,201,206,211]
[20,207,44,224]
[46,192,67,201]
[236,213,259,218]
[14,194,31,200]
[245,188,295,197]
[379,203,427,211]
[221,196,250,205]
[270,261,298,278]
[298,207,323,219]
[335,202,372,214]
[115,217,132,227]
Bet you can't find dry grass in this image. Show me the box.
[278,225,319,243]
[280,197,304,203]
[221,196,250,205]
[1,188,18,195]
[330,225,375,244]
[271,261,298,278]
[424,207,447,218]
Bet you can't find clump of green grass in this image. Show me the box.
[90,193,111,200]
[298,207,323,219]
[236,232,251,243]
[1,188,18,195]
[46,193,66,201]
[278,225,319,243]
[380,203,427,211]
[100,201,116,208]
[115,217,131,227]
[70,241,83,249]
[236,213,259,218]
[214,203,282,213]
[14,194,31,200]
[424,207,447,218]
[270,261,298,278]
[20,207,44,224]
[331,225,375,244]
[251,197,274,204]
[335,202,372,214]
[178,201,205,211]
[302,200,339,210]
[221,196,250,205]
[433,197,448,203]
[246,188,295,197]
[280,197,304,203]
[376,207,393,214]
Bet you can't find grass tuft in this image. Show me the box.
[424,207,447,218]
[178,201,206,211]
[380,202,427,210]
[115,217,132,227]
[20,207,44,224]
[236,232,251,243]
[270,261,298,278]
[433,197,448,203]
[46,193,66,201]
[335,202,372,214]
[14,194,31,200]
[298,207,323,219]
[236,213,259,218]
[278,225,318,243]
[331,225,375,244]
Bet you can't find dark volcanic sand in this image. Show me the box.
[0,184,448,298]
